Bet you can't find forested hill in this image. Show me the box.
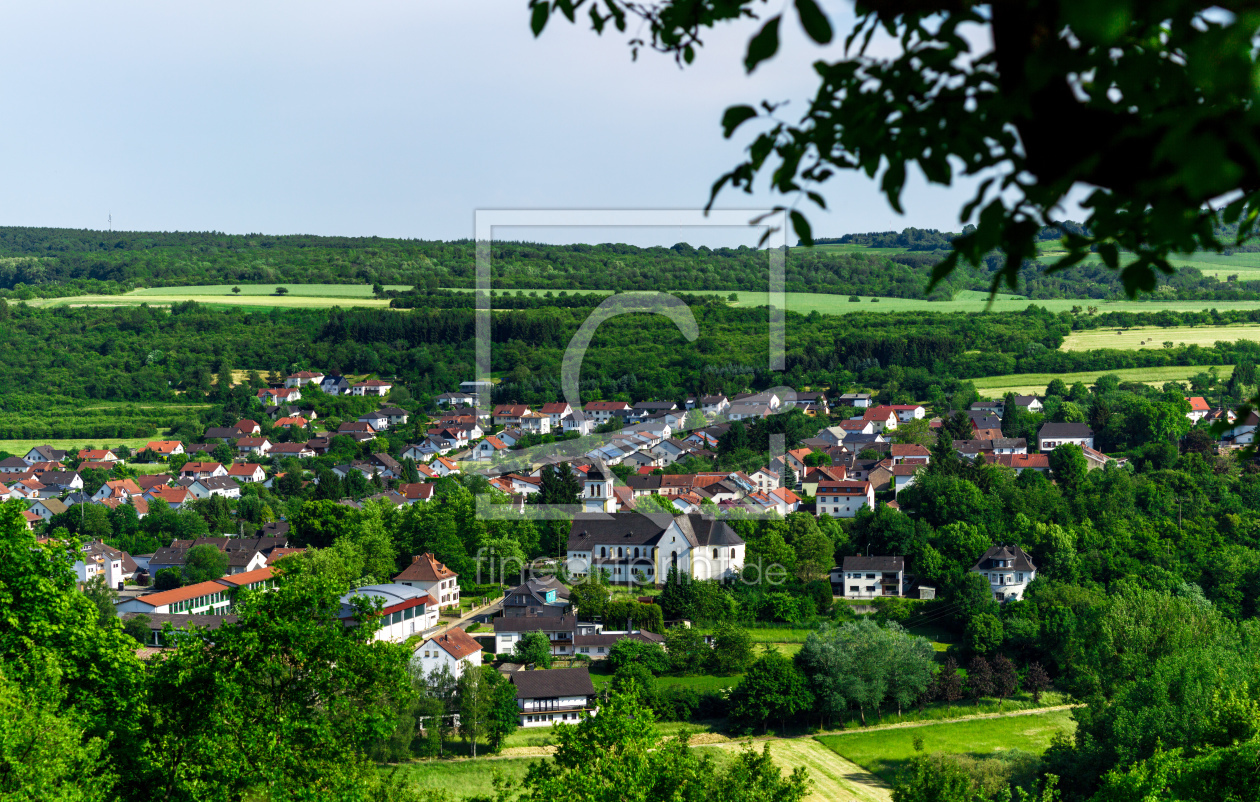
[2,224,1260,301]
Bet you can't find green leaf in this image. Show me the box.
[530,2,550,37]
[744,16,781,74]
[1097,242,1119,269]
[790,210,813,246]
[721,105,759,139]
[794,0,832,44]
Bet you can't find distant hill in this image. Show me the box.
[1,224,1259,302]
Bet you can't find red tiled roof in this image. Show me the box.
[394,552,457,583]
[146,441,183,454]
[215,565,275,587]
[429,628,481,660]
[131,580,227,608]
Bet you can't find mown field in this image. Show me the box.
[381,756,536,799]
[1061,324,1260,351]
[28,285,405,309]
[0,437,158,457]
[697,739,892,802]
[817,708,1077,788]
[970,365,1234,397]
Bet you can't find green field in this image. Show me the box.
[28,284,406,309]
[699,739,892,802]
[817,708,1076,787]
[1062,324,1260,351]
[971,365,1233,397]
[0,437,159,457]
[1168,251,1260,279]
[381,756,536,799]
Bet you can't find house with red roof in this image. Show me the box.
[1186,396,1211,423]
[414,628,483,679]
[393,552,460,609]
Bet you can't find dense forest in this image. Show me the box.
[5,224,1260,301]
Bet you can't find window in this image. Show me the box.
[731,548,736,558]
[1017,573,1024,582]
[849,586,859,593]
[712,548,718,558]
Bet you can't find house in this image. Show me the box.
[834,555,905,599]
[234,420,262,436]
[24,445,66,464]
[179,461,227,481]
[188,476,242,500]
[970,400,1004,417]
[972,545,1037,602]
[1186,396,1210,423]
[988,453,1052,473]
[39,471,84,493]
[891,464,922,495]
[320,375,351,396]
[378,406,410,426]
[235,437,272,457]
[396,483,435,504]
[215,564,281,591]
[800,466,847,497]
[1081,445,1113,470]
[274,416,309,430]
[837,393,873,409]
[413,628,483,679]
[114,580,235,616]
[269,442,316,459]
[182,445,216,459]
[368,452,404,479]
[583,401,631,423]
[337,422,377,441]
[145,485,194,509]
[860,407,900,432]
[26,498,68,521]
[257,387,302,405]
[145,441,185,459]
[1011,395,1044,413]
[432,456,460,476]
[203,426,237,443]
[228,463,266,483]
[888,443,931,464]
[509,666,597,728]
[494,614,577,657]
[435,391,477,407]
[351,379,393,397]
[393,552,461,609]
[337,584,440,643]
[359,411,390,431]
[77,449,119,464]
[763,487,801,515]
[1222,410,1260,445]
[285,370,325,388]
[502,577,570,617]
[565,512,744,583]
[726,403,771,421]
[815,480,874,518]
[1037,422,1095,451]
[0,457,31,474]
[91,478,143,501]
[575,627,665,660]
[518,409,551,434]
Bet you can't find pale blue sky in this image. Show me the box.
[0,1,1018,247]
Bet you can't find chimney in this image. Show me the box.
[412,555,420,563]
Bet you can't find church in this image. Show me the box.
[566,511,745,585]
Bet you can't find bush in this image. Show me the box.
[607,638,670,675]
[495,653,514,662]
[154,567,183,590]
[849,295,861,302]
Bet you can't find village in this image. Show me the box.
[10,368,1247,733]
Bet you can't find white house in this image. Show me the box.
[494,615,577,657]
[1037,422,1095,451]
[351,380,393,397]
[1011,395,1044,413]
[285,371,325,388]
[838,393,873,409]
[413,628,483,680]
[816,480,874,518]
[114,579,235,616]
[337,583,440,643]
[582,401,631,424]
[699,394,730,416]
[188,476,242,500]
[834,555,905,599]
[565,511,744,583]
[509,666,597,728]
[393,552,461,609]
[74,541,133,590]
[1186,396,1210,423]
[562,414,595,436]
[972,545,1037,602]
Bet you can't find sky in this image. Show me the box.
[0,1,1013,248]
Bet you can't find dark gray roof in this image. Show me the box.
[685,515,743,547]
[149,547,189,567]
[1038,422,1093,438]
[967,412,1003,429]
[195,476,240,491]
[505,577,571,603]
[973,545,1037,572]
[204,427,237,440]
[841,555,905,572]
[40,471,80,486]
[509,667,595,700]
[493,614,576,633]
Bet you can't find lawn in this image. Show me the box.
[817,708,1076,787]
[970,365,1234,397]
[587,663,741,693]
[1061,325,1260,351]
[0,436,159,456]
[380,756,536,799]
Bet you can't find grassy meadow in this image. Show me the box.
[1061,324,1260,351]
[970,365,1233,397]
[697,739,893,802]
[0,437,159,457]
[817,708,1077,787]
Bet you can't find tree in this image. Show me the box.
[891,754,988,802]
[965,613,1004,655]
[1025,662,1051,705]
[1049,443,1089,491]
[991,654,1018,709]
[967,656,994,707]
[275,286,289,296]
[663,626,711,675]
[122,614,151,645]
[513,631,554,668]
[486,669,520,754]
[608,638,670,675]
[182,543,228,584]
[153,567,183,590]
[82,576,118,627]
[728,649,813,733]
[458,665,510,758]
[142,568,413,800]
[231,286,240,295]
[516,690,808,802]
[936,657,964,704]
[712,623,755,675]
